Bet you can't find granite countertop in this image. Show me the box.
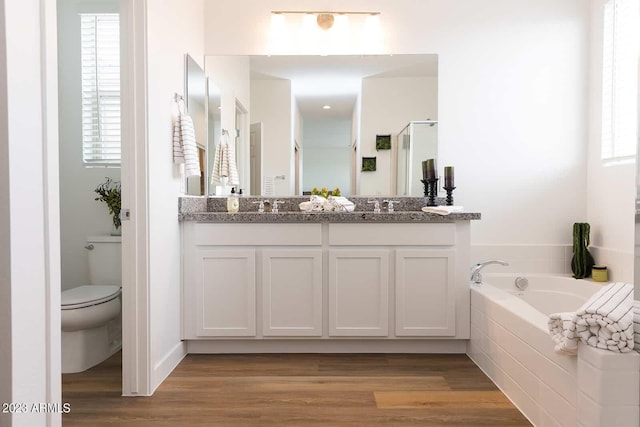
[179,196,481,223]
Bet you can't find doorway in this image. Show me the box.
[250,122,262,195]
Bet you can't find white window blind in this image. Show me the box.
[601,0,639,162]
[81,14,121,166]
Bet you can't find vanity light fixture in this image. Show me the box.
[271,11,380,31]
[322,105,331,110]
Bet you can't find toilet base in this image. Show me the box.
[62,316,121,374]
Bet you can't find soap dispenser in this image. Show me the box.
[227,187,239,213]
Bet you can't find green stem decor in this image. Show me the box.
[571,222,594,279]
[95,177,122,230]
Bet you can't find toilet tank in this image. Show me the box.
[87,235,121,285]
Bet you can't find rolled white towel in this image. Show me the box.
[574,282,634,353]
[421,206,464,215]
[328,196,355,212]
[548,312,579,355]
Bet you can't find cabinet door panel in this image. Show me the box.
[196,249,256,336]
[262,249,322,336]
[329,250,389,336]
[395,249,455,336]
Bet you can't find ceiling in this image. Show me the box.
[249,54,438,119]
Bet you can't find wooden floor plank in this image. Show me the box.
[374,390,515,409]
[62,351,532,426]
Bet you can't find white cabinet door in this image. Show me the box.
[262,249,323,336]
[195,249,256,337]
[328,250,389,336]
[395,249,456,336]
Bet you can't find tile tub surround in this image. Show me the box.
[178,196,478,223]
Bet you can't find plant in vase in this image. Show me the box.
[571,222,594,279]
[95,177,121,234]
[311,187,341,198]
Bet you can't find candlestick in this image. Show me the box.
[443,186,456,206]
[425,158,437,180]
[444,166,454,188]
[421,178,439,206]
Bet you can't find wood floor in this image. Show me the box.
[62,352,532,426]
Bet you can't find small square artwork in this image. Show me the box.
[376,134,391,150]
[362,157,377,172]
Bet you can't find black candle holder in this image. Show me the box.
[444,186,456,206]
[421,178,439,206]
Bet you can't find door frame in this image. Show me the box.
[119,0,151,396]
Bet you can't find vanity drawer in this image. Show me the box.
[193,223,322,246]
[328,223,456,246]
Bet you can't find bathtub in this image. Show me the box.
[468,274,639,427]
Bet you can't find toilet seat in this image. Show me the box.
[62,285,121,310]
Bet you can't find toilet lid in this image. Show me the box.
[61,285,121,309]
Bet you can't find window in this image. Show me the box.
[601,0,639,163]
[81,14,120,166]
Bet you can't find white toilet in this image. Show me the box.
[61,235,122,374]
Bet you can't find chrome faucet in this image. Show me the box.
[253,200,269,213]
[382,200,400,213]
[470,259,509,284]
[272,200,285,213]
[367,200,381,213]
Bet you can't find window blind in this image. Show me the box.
[80,14,121,166]
[601,0,639,162]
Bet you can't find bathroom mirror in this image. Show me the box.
[204,54,438,196]
[184,53,207,195]
[206,78,222,195]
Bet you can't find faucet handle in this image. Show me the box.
[272,200,285,213]
[367,199,381,213]
[252,200,266,213]
[383,200,400,213]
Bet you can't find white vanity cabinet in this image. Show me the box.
[328,249,390,336]
[182,219,472,347]
[182,223,323,339]
[261,248,323,336]
[327,223,465,339]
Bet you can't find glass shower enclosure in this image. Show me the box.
[396,120,438,196]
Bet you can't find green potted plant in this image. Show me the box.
[95,177,121,234]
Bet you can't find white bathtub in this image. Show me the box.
[468,274,639,427]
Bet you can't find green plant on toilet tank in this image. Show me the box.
[94,177,121,230]
[571,222,594,279]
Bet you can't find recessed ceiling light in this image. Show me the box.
[323,105,331,110]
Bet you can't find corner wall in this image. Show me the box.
[145,0,205,391]
[586,0,636,283]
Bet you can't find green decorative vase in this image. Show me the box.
[571,222,594,279]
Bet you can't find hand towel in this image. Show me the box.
[421,206,464,215]
[210,134,239,185]
[327,196,356,212]
[548,312,579,355]
[173,113,201,178]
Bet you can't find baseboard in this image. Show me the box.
[151,341,187,393]
[186,339,467,354]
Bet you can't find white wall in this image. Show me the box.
[586,0,636,282]
[58,0,121,292]
[250,78,293,195]
[145,0,204,391]
[302,117,351,194]
[203,0,592,247]
[1,0,61,425]
[360,76,437,195]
